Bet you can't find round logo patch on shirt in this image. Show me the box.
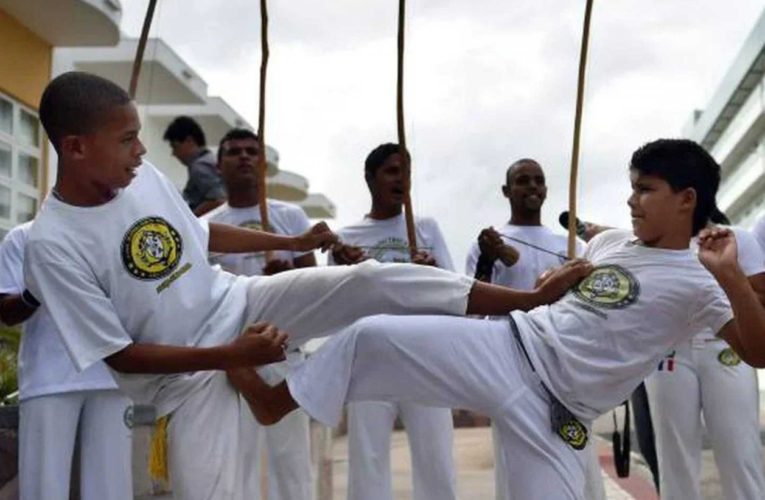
[717,347,742,367]
[573,264,639,309]
[558,419,588,450]
[369,237,410,263]
[121,216,183,280]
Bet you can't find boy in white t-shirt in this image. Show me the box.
[203,128,316,500]
[237,139,765,500]
[465,159,603,500]
[330,143,458,500]
[0,222,132,500]
[25,72,588,499]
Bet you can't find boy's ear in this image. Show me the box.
[679,187,697,213]
[59,135,87,160]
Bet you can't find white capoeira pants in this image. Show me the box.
[645,340,765,500]
[288,315,591,500]
[169,261,473,499]
[18,390,133,500]
[347,401,456,500]
[493,424,605,500]
[242,352,314,500]
[244,260,473,348]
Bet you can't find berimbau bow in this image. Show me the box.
[396,0,419,260]
[567,0,595,259]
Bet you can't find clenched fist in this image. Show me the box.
[226,322,289,367]
[293,222,339,253]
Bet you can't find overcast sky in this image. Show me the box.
[121,0,764,267]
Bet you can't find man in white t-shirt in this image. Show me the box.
[465,159,603,500]
[644,224,765,500]
[0,221,133,500]
[203,128,316,500]
[239,139,765,500]
[26,73,588,499]
[330,143,458,500]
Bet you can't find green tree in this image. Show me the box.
[0,325,19,402]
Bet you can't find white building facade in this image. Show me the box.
[684,10,765,227]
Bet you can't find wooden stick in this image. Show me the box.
[567,0,595,259]
[396,0,418,260]
[257,0,272,260]
[129,0,159,99]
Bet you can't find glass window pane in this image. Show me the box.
[16,192,36,223]
[18,153,38,187]
[0,142,10,178]
[0,184,10,219]
[19,109,39,147]
[0,99,11,135]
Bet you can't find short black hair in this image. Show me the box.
[630,139,726,234]
[39,72,131,152]
[217,128,258,163]
[163,116,206,146]
[364,143,407,186]
[506,158,542,184]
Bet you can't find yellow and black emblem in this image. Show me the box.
[121,216,183,280]
[718,347,742,367]
[573,264,639,309]
[557,419,588,450]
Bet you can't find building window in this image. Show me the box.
[0,92,42,235]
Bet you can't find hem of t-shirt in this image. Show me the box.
[74,339,133,373]
[0,285,21,294]
[154,370,217,419]
[19,383,120,402]
[510,311,598,421]
[711,312,735,339]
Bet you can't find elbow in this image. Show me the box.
[746,356,765,369]
[104,347,138,373]
[739,350,765,369]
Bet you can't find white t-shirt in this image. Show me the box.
[202,200,312,276]
[751,215,765,254]
[465,224,581,290]
[0,222,117,401]
[24,162,250,416]
[331,213,454,271]
[692,226,764,341]
[512,229,733,421]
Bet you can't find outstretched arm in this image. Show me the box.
[106,322,289,373]
[699,228,765,367]
[466,258,593,315]
[208,221,338,254]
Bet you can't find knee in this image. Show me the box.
[344,316,394,352]
[347,259,383,288]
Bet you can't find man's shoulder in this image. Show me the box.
[589,228,631,246]
[200,202,231,222]
[5,221,33,242]
[267,199,304,216]
[189,150,218,171]
[414,215,443,233]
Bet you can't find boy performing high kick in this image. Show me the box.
[238,139,765,500]
[25,72,588,499]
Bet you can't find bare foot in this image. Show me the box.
[226,367,297,425]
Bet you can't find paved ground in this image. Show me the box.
[331,426,661,500]
[135,400,765,499]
